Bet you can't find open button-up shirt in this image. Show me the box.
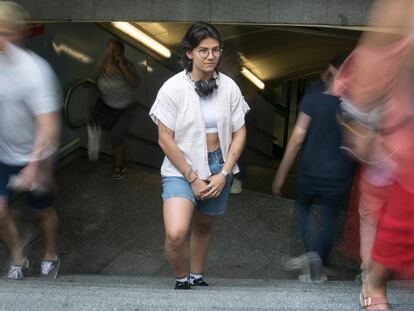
[149,70,250,179]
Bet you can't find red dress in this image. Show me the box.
[334,35,414,278]
[372,127,414,278]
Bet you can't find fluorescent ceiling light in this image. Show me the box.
[241,67,265,90]
[111,22,171,58]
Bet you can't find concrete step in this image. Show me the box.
[0,275,412,311]
[0,157,359,280]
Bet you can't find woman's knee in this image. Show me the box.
[192,213,215,235]
[165,228,188,247]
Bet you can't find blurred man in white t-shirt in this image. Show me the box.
[0,1,61,279]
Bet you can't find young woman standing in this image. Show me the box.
[150,22,249,289]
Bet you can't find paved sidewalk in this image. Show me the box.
[0,156,357,279]
[0,276,413,311]
[0,157,412,310]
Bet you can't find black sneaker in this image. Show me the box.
[191,277,209,286]
[174,280,191,290]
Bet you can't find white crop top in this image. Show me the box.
[200,95,218,133]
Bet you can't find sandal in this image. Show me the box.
[360,275,390,310]
[112,166,126,180]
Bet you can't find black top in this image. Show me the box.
[299,80,354,181]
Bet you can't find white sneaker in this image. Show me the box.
[7,259,29,280]
[298,272,327,283]
[230,178,243,194]
[87,123,101,162]
[286,252,326,282]
[40,257,60,279]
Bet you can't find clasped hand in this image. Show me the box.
[191,173,226,200]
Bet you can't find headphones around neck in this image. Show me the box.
[194,78,218,97]
[187,70,219,97]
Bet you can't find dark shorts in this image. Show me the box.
[161,148,233,216]
[94,98,137,147]
[0,162,54,211]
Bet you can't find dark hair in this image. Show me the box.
[329,53,348,69]
[181,22,223,71]
[108,39,125,53]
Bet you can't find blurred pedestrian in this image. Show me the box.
[0,1,61,279]
[334,1,414,309]
[272,56,355,281]
[88,39,140,179]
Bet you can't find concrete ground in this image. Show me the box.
[0,155,357,279]
[3,154,409,310]
[0,276,413,311]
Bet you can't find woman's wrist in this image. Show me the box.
[189,175,198,184]
[220,168,230,178]
[186,170,198,184]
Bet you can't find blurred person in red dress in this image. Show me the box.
[334,1,414,309]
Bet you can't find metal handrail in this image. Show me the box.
[64,77,96,128]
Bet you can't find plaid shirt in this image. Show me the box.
[149,70,250,179]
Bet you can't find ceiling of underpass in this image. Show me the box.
[129,22,361,89]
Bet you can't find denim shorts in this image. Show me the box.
[162,148,233,216]
[0,162,54,211]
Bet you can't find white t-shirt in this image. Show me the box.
[0,43,61,166]
[149,70,250,179]
[96,60,137,109]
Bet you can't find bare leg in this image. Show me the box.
[163,198,194,277]
[359,200,379,270]
[365,261,392,310]
[0,198,25,265]
[190,211,216,274]
[37,208,58,261]
[114,145,126,168]
[112,103,136,170]
[359,181,389,270]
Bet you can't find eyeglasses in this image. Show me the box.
[195,47,223,58]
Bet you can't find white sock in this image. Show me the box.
[190,273,202,281]
[176,274,189,283]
